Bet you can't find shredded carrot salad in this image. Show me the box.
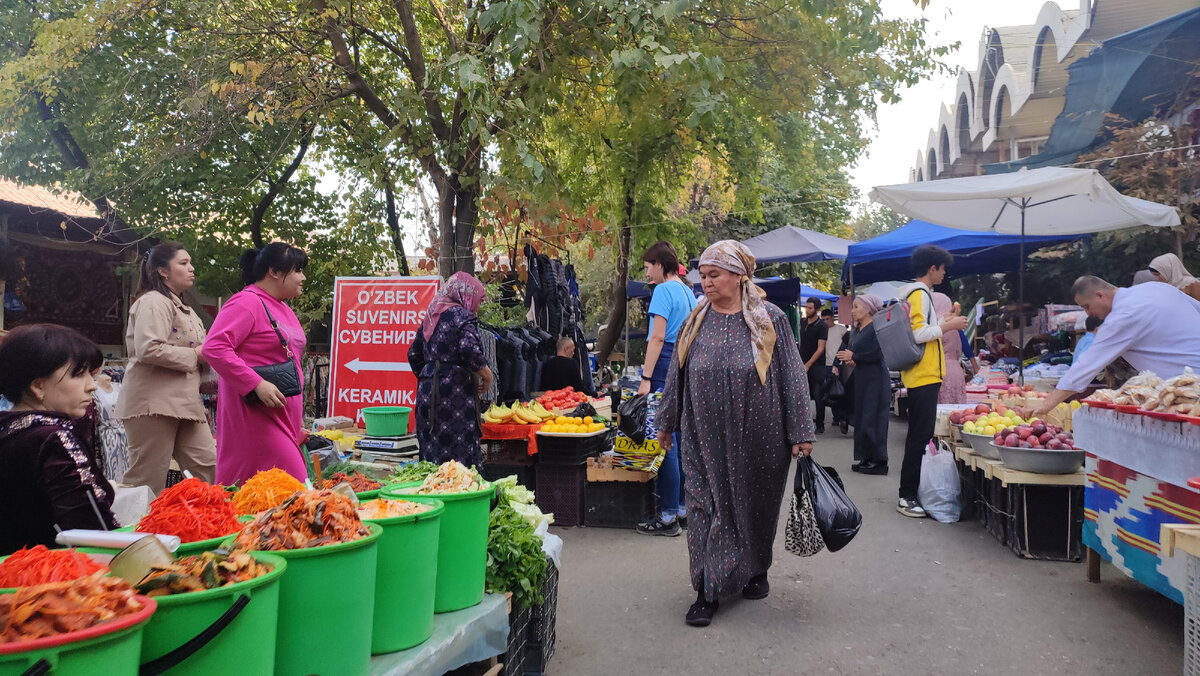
[0,546,106,588]
[231,468,305,516]
[137,478,243,542]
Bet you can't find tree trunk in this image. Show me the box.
[594,177,636,362]
[382,179,411,276]
[436,179,456,279]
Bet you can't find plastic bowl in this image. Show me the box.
[361,406,412,437]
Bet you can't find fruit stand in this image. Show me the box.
[939,401,1086,561]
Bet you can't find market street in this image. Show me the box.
[552,416,1182,676]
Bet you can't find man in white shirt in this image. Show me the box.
[1029,276,1200,416]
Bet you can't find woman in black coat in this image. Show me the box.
[836,295,890,475]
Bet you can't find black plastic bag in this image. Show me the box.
[823,373,846,403]
[617,394,648,444]
[796,456,862,552]
[567,402,598,419]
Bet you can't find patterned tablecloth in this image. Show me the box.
[1076,406,1200,603]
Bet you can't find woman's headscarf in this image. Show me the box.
[421,271,486,341]
[932,292,954,336]
[675,240,776,384]
[1149,253,1199,290]
[854,294,884,317]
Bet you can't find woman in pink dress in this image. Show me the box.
[202,242,309,485]
[933,292,968,405]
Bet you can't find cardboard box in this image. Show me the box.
[586,457,654,482]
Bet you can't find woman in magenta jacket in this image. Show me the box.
[202,242,308,485]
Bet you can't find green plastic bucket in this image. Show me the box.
[0,595,156,676]
[361,406,411,436]
[361,499,444,653]
[381,484,494,612]
[137,552,286,675]
[241,522,382,676]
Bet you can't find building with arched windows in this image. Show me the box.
[910,0,1198,182]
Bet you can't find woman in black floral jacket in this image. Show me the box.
[0,324,117,554]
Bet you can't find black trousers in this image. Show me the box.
[808,370,825,427]
[900,382,940,500]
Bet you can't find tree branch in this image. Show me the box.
[250,122,315,248]
[426,0,463,53]
[392,0,450,142]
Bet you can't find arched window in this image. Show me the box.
[957,94,971,150]
[940,127,951,166]
[928,150,938,179]
[981,32,1005,128]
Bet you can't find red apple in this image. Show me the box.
[994,434,1005,445]
[1038,432,1053,444]
[1024,384,1034,392]
[950,411,964,424]
[1017,427,1033,440]
[975,404,991,415]
[1020,440,1034,448]
[1031,422,1047,436]
[1047,439,1063,450]
[1005,436,1020,447]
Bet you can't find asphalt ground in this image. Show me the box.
[549,413,1183,675]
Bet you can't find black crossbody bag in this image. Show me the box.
[244,299,302,403]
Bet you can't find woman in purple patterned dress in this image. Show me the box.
[408,272,494,466]
[656,240,815,627]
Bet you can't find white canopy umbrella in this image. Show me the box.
[869,167,1181,380]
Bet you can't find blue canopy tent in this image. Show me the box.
[840,220,1086,287]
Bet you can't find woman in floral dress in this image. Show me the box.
[656,240,815,627]
[408,273,494,466]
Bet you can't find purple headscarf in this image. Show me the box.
[420,272,487,340]
[854,294,884,316]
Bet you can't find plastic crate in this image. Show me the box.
[584,480,656,528]
[504,604,530,676]
[537,430,614,466]
[486,440,535,465]
[955,457,980,522]
[535,465,586,526]
[982,476,1011,545]
[525,560,558,675]
[1006,484,1083,561]
[482,463,536,492]
[1186,555,1200,675]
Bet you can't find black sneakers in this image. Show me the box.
[897,497,928,518]
[636,517,682,537]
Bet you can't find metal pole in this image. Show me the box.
[1018,200,1026,386]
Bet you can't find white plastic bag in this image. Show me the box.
[918,440,961,523]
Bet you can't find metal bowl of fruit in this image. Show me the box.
[990,422,1084,474]
[960,430,1002,460]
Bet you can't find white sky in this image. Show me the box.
[848,0,1062,209]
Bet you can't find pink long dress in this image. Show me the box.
[932,293,968,405]
[202,285,308,484]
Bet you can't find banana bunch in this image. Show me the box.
[482,401,557,425]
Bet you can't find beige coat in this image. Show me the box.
[116,291,208,422]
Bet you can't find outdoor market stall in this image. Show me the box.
[1076,378,1200,604]
[0,456,561,676]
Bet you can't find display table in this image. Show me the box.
[371,593,509,676]
[1074,406,1200,604]
[950,441,1084,560]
